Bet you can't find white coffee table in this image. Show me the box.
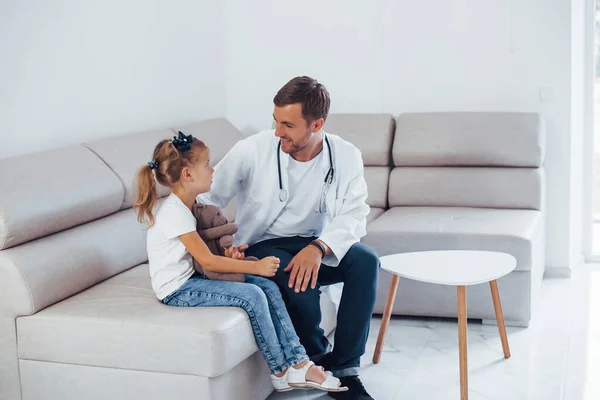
[372,250,517,400]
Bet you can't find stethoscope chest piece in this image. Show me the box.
[279,189,288,202]
[277,135,333,207]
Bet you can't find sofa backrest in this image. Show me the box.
[389,112,545,210]
[85,119,244,210]
[0,118,243,316]
[0,119,244,400]
[323,114,395,210]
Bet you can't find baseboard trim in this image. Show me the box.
[544,266,571,278]
[482,319,529,328]
[544,256,586,278]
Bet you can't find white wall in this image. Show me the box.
[0,0,225,159]
[0,0,585,269]
[570,0,587,268]
[223,0,577,269]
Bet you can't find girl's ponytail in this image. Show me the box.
[134,163,158,227]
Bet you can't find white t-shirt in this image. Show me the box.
[146,193,197,300]
[260,151,328,242]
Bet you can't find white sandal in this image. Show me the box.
[288,361,348,392]
[270,370,293,392]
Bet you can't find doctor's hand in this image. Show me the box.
[285,246,322,293]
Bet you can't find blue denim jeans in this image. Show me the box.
[246,237,380,378]
[161,273,309,375]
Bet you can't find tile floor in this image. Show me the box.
[268,264,600,400]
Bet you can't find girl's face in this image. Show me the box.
[185,149,214,195]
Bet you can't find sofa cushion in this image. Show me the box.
[367,208,385,225]
[0,208,147,316]
[364,167,390,209]
[388,167,543,210]
[0,145,124,250]
[323,114,395,166]
[84,128,175,209]
[362,207,542,271]
[17,264,338,379]
[393,112,544,167]
[85,119,244,210]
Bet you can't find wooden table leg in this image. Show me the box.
[373,274,400,364]
[457,285,468,400]
[489,280,511,358]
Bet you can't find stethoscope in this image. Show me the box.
[277,135,334,213]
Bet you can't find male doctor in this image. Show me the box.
[198,76,379,400]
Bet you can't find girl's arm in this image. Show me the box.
[178,231,258,274]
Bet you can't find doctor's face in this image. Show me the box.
[273,104,320,155]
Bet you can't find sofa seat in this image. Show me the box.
[367,207,385,224]
[17,264,337,379]
[363,206,542,271]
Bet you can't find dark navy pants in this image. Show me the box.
[246,236,380,377]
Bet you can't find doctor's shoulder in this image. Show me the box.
[223,130,271,167]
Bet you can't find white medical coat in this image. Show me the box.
[197,130,370,267]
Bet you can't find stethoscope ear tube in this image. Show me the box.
[277,135,334,202]
[277,141,284,191]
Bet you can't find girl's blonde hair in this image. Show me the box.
[134,134,207,227]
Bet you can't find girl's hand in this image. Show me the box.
[256,257,280,277]
[224,244,249,260]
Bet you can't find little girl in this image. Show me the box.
[133,132,346,393]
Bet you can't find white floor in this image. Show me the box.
[268,264,600,400]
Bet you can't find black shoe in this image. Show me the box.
[328,376,374,400]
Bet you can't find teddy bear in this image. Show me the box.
[191,203,257,282]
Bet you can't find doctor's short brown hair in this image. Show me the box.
[273,76,330,124]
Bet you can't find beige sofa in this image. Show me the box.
[324,113,545,327]
[0,112,545,400]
